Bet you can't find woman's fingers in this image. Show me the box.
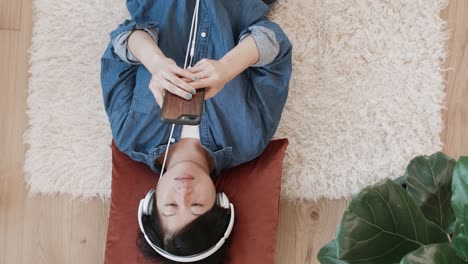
[187,66,204,76]
[189,67,215,81]
[188,78,211,90]
[149,79,164,107]
[149,77,193,108]
[148,56,204,105]
[171,65,197,82]
[186,68,214,89]
[187,64,205,75]
[167,73,196,95]
[162,79,193,100]
[154,90,164,107]
[180,77,193,83]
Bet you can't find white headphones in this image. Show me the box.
[137,0,236,261]
[137,189,235,263]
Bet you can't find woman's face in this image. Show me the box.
[156,160,216,236]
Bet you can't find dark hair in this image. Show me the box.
[136,202,232,264]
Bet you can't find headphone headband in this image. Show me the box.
[137,189,235,263]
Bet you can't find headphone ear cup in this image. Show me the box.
[216,192,230,209]
[143,189,155,215]
[147,195,154,215]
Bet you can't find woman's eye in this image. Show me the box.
[192,203,203,207]
[166,203,177,207]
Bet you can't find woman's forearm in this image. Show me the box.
[219,35,260,80]
[127,29,260,81]
[127,29,165,69]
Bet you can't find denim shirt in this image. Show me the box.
[100,0,293,177]
[113,23,280,67]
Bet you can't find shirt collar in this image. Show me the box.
[148,142,232,178]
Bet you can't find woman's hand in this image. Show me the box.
[187,35,260,99]
[186,59,233,99]
[147,55,198,107]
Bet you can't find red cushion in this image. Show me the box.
[104,139,288,264]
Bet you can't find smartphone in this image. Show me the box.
[161,88,206,125]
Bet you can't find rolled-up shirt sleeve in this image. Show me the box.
[110,19,159,65]
[238,24,280,67]
[237,17,293,125]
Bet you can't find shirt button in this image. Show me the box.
[170,138,176,143]
[201,32,207,38]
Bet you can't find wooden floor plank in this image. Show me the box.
[0,28,26,264]
[275,199,349,264]
[68,198,109,264]
[441,0,468,159]
[21,195,74,264]
[0,0,22,30]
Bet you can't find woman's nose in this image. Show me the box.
[176,185,193,195]
[176,186,193,204]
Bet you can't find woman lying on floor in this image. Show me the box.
[100,0,292,263]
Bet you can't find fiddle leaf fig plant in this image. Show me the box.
[405,153,456,233]
[318,153,468,264]
[452,157,468,262]
[400,243,466,264]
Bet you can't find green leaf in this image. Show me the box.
[401,242,467,264]
[394,176,406,188]
[318,240,349,264]
[452,157,468,220]
[336,179,448,264]
[453,221,468,262]
[405,152,457,233]
[452,157,468,262]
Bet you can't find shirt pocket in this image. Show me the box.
[130,149,150,164]
[213,146,233,167]
[131,144,167,166]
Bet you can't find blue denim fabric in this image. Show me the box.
[100,0,293,177]
[114,24,279,67]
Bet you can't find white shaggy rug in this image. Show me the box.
[24,0,448,200]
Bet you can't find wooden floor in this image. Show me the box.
[0,0,466,263]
